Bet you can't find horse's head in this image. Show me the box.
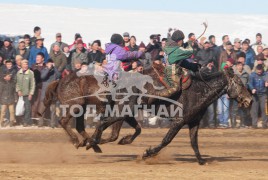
[224,67,252,108]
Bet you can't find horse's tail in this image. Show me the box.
[43,80,59,108]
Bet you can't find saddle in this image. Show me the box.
[152,63,192,90]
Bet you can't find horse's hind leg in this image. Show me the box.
[99,120,124,144]
[188,119,206,165]
[118,116,141,145]
[86,117,124,150]
[142,119,184,159]
[59,112,80,148]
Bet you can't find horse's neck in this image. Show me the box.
[192,73,228,108]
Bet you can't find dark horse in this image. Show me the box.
[83,67,252,165]
[44,66,252,164]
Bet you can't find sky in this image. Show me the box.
[1,0,268,15]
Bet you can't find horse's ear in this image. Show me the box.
[224,67,234,78]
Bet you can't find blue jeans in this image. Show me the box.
[217,94,230,126]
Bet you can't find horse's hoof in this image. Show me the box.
[198,159,207,165]
[142,148,158,160]
[118,135,132,145]
[74,143,80,149]
[92,145,102,153]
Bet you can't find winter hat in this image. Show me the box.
[18,39,25,43]
[234,38,242,43]
[56,33,62,37]
[111,34,124,45]
[4,37,11,43]
[225,41,232,46]
[256,64,264,70]
[171,30,185,42]
[54,42,61,47]
[35,36,44,41]
[227,58,235,65]
[139,41,146,48]
[123,32,130,37]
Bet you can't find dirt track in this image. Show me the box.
[0,128,267,180]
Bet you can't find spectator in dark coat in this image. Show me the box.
[123,32,130,47]
[218,41,237,70]
[87,40,105,65]
[68,39,88,71]
[195,41,216,66]
[208,35,217,51]
[68,33,87,51]
[127,36,139,52]
[0,60,17,127]
[38,59,61,128]
[233,38,242,56]
[0,54,4,67]
[24,34,31,49]
[49,33,68,54]
[146,34,161,61]
[216,35,229,57]
[0,38,16,63]
[49,42,67,73]
[31,52,46,118]
[15,39,30,60]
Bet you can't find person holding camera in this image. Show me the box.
[146,34,162,61]
[38,59,61,127]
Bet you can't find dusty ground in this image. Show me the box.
[0,127,267,180]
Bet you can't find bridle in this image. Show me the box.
[226,74,244,106]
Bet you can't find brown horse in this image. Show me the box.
[44,67,179,152]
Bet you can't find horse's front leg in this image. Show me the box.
[188,120,206,165]
[142,119,185,159]
[59,112,80,148]
[99,120,124,144]
[118,116,142,145]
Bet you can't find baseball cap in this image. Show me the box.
[56,33,62,37]
[234,38,242,43]
[19,39,25,43]
[123,32,130,37]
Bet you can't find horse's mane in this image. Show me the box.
[192,69,224,81]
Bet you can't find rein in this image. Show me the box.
[152,65,170,88]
